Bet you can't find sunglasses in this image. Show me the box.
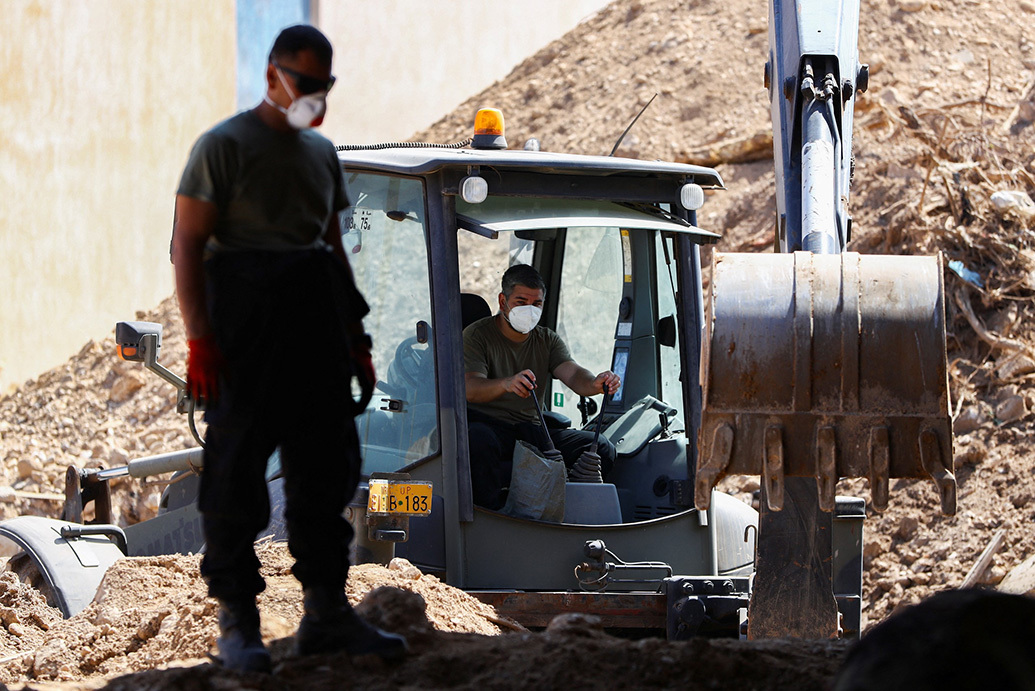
[273,62,336,95]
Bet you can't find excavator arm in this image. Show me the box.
[696,0,953,639]
[769,0,866,253]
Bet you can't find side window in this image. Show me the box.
[552,226,624,421]
[340,173,437,473]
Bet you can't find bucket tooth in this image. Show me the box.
[869,427,890,512]
[920,428,956,516]
[763,425,785,511]
[696,423,734,510]
[815,427,837,512]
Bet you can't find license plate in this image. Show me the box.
[367,479,433,516]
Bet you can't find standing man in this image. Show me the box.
[464,264,621,510]
[173,25,405,673]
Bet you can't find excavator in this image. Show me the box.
[0,0,950,641]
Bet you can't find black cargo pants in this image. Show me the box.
[467,407,617,510]
[199,248,368,602]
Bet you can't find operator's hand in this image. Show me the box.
[351,344,376,389]
[186,334,225,404]
[594,371,621,396]
[503,369,537,398]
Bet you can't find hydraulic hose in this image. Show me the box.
[187,396,205,447]
[337,138,472,152]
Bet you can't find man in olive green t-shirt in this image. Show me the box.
[464,264,621,510]
[172,24,404,672]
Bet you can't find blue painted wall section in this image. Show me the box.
[236,0,311,110]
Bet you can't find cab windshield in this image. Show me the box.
[457,197,688,426]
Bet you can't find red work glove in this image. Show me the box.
[186,334,224,404]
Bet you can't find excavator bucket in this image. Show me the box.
[696,251,955,515]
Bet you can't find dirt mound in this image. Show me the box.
[5,547,843,690]
[0,543,505,685]
[1,0,1035,687]
[0,571,63,665]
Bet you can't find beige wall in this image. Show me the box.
[318,0,610,144]
[0,1,236,391]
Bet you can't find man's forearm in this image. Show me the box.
[465,375,507,403]
[172,195,218,341]
[173,240,212,341]
[567,366,601,396]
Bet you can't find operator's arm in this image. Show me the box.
[465,370,537,402]
[172,195,217,340]
[554,360,620,397]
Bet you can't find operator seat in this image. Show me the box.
[460,293,492,330]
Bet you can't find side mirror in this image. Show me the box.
[113,321,187,404]
[115,321,162,362]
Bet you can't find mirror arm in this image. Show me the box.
[141,333,186,391]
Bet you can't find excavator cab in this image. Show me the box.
[330,120,870,637]
[330,136,753,630]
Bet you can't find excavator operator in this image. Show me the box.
[464,264,621,510]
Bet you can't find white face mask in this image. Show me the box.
[506,304,542,334]
[264,67,327,129]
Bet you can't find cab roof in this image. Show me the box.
[335,146,725,188]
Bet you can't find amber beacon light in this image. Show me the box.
[472,108,507,149]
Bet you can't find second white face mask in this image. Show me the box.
[506,305,542,334]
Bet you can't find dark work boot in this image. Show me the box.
[295,587,408,661]
[215,599,272,674]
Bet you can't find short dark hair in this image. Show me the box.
[269,24,333,66]
[501,264,546,297]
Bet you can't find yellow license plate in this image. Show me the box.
[367,479,433,516]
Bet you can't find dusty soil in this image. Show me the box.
[0,543,512,686]
[1,0,1034,687]
[0,542,850,690]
